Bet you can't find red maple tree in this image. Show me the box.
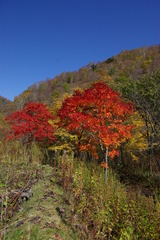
[58,82,135,181]
[5,102,56,146]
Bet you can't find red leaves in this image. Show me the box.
[58,82,135,158]
[5,102,55,145]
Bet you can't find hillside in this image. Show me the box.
[0,96,14,116]
[8,45,160,111]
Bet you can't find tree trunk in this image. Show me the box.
[120,143,124,166]
[145,116,152,175]
[105,147,108,184]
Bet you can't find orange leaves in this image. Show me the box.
[108,149,119,158]
[100,162,109,169]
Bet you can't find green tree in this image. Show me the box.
[115,71,160,173]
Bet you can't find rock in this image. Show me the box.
[16,221,24,227]
[20,189,33,201]
[56,206,65,217]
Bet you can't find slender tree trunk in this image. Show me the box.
[152,148,160,173]
[120,143,124,166]
[145,116,152,175]
[147,113,160,173]
[105,147,108,184]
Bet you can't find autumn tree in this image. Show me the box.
[115,71,160,173]
[58,82,135,182]
[5,102,56,147]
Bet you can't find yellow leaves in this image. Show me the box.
[50,100,63,114]
[128,112,147,148]
[129,111,144,128]
[0,113,9,139]
[49,127,78,153]
[125,111,148,160]
[56,127,78,141]
[101,74,113,83]
[129,133,148,150]
[49,143,73,152]
[130,152,139,161]
[50,91,75,115]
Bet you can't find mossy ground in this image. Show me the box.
[1,165,79,240]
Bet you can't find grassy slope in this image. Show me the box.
[1,165,79,240]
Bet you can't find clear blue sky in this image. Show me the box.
[0,0,159,101]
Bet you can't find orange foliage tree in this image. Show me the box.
[58,82,135,182]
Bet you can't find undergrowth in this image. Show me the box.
[0,143,160,239]
[55,153,160,239]
[0,142,43,230]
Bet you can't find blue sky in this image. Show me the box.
[0,0,159,101]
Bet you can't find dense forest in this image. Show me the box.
[0,45,160,239]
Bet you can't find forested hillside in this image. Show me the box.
[0,45,160,239]
[0,97,14,116]
[9,45,160,109]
